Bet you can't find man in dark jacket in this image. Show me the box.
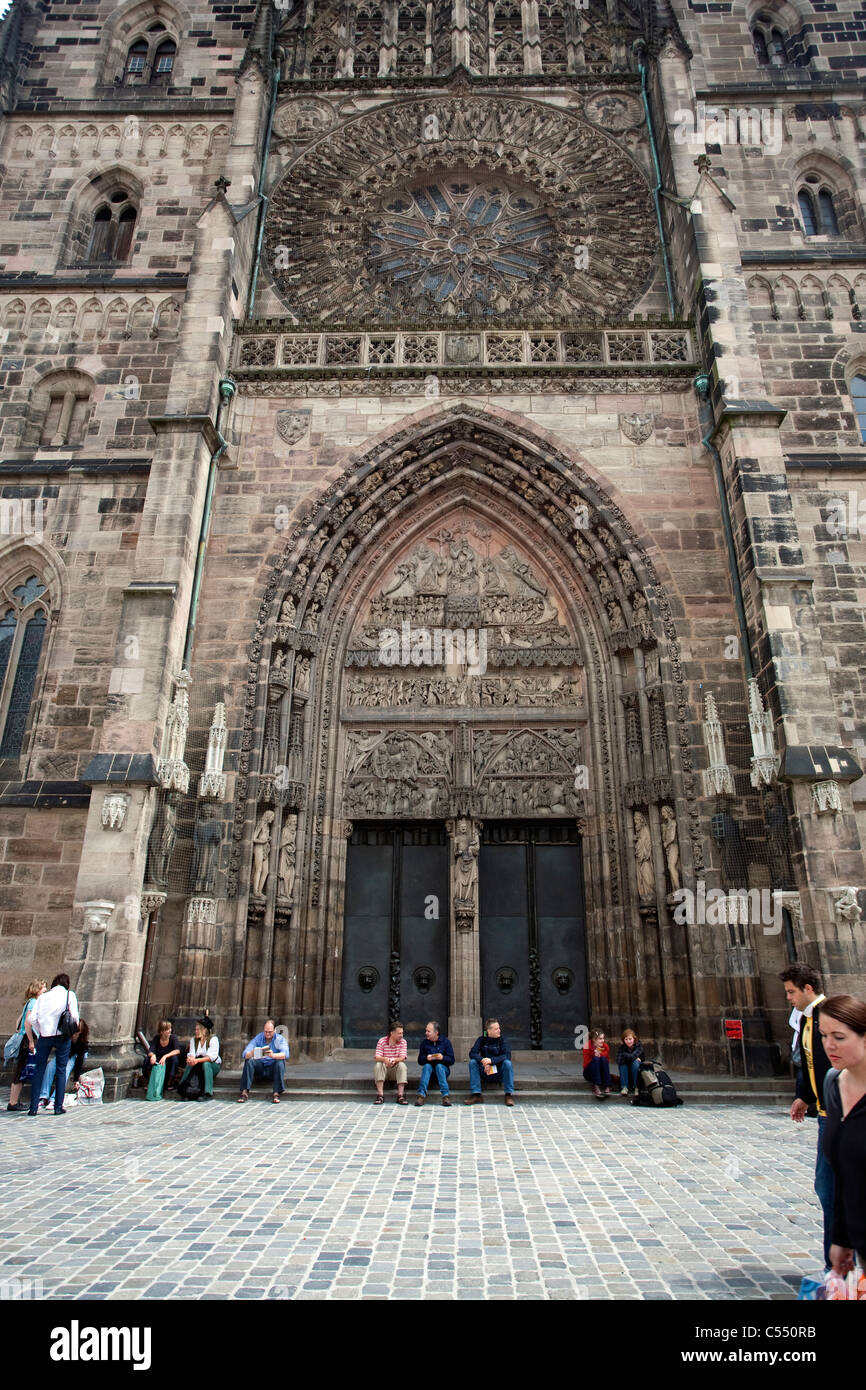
[415,1021,455,1106]
[465,1019,514,1106]
[781,962,834,1269]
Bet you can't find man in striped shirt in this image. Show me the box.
[374,1022,408,1104]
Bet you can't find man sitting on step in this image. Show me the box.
[465,1018,515,1106]
[238,1019,290,1104]
[415,1020,455,1106]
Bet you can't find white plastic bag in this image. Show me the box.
[78,1067,104,1105]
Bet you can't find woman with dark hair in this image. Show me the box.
[819,995,866,1276]
[37,1020,89,1110]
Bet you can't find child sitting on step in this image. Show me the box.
[617,1028,645,1096]
[582,1028,611,1099]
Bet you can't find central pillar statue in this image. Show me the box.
[446,815,482,1061]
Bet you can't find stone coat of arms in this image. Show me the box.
[276,410,311,446]
[620,413,655,444]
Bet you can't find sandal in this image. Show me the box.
[374,1095,384,1104]
[272,1094,281,1103]
[396,1096,408,1105]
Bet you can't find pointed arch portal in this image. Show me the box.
[225,406,706,1057]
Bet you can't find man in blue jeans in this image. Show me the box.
[465,1018,515,1106]
[237,1019,290,1103]
[781,963,833,1269]
[415,1020,455,1106]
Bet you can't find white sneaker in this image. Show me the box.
[620,1087,629,1096]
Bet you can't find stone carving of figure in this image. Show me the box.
[633,811,655,900]
[643,646,661,686]
[618,558,638,593]
[660,805,680,893]
[631,591,650,624]
[834,886,862,924]
[278,815,297,902]
[145,791,179,888]
[191,802,222,895]
[295,656,311,694]
[272,648,288,679]
[252,810,274,897]
[279,595,296,625]
[453,817,480,904]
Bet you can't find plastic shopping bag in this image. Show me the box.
[78,1067,104,1105]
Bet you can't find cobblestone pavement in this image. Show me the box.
[0,1099,824,1301]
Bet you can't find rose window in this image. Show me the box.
[367,178,556,314]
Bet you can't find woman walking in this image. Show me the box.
[819,995,866,1277]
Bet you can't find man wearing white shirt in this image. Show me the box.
[27,973,79,1116]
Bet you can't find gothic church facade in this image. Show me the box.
[1,0,865,1091]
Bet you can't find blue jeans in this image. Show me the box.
[28,1034,72,1114]
[583,1057,611,1088]
[39,1054,75,1103]
[418,1062,450,1097]
[815,1116,835,1270]
[240,1057,285,1094]
[619,1059,641,1091]
[469,1057,514,1095]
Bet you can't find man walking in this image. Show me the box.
[465,1019,515,1106]
[780,962,834,1269]
[415,1020,455,1106]
[238,1019,290,1103]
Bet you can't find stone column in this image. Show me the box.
[447,815,482,1059]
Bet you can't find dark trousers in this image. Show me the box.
[240,1057,285,1094]
[815,1116,836,1270]
[583,1057,611,1088]
[28,1033,72,1114]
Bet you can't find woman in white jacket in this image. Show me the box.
[177,1015,221,1101]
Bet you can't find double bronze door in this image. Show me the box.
[342,821,587,1049]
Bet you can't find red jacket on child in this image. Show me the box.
[582,1040,610,1069]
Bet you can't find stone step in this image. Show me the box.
[201,1065,792,1104]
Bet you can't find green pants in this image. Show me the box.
[179,1060,221,1096]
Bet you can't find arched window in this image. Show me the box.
[124,24,179,84]
[153,38,176,79]
[852,374,866,443]
[798,176,841,238]
[125,38,148,78]
[752,11,789,66]
[0,574,51,762]
[86,189,137,263]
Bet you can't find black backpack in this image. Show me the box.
[632,1060,683,1108]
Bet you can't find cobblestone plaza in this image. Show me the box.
[1,1099,825,1301]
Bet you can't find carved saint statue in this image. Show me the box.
[453,817,480,905]
[145,791,179,888]
[279,595,296,625]
[295,656,311,694]
[660,805,680,893]
[633,810,655,900]
[278,814,297,902]
[191,802,222,896]
[252,810,274,897]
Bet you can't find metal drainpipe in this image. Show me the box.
[697,384,754,681]
[246,47,283,323]
[182,378,236,671]
[637,45,677,322]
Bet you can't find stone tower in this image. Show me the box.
[0,0,865,1094]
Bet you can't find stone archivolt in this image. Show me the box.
[264,96,657,324]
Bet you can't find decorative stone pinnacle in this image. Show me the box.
[702,691,735,797]
[748,678,779,788]
[199,700,228,799]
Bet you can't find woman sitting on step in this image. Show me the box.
[177,1015,221,1101]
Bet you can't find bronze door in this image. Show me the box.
[479,822,587,1048]
[342,824,449,1046]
